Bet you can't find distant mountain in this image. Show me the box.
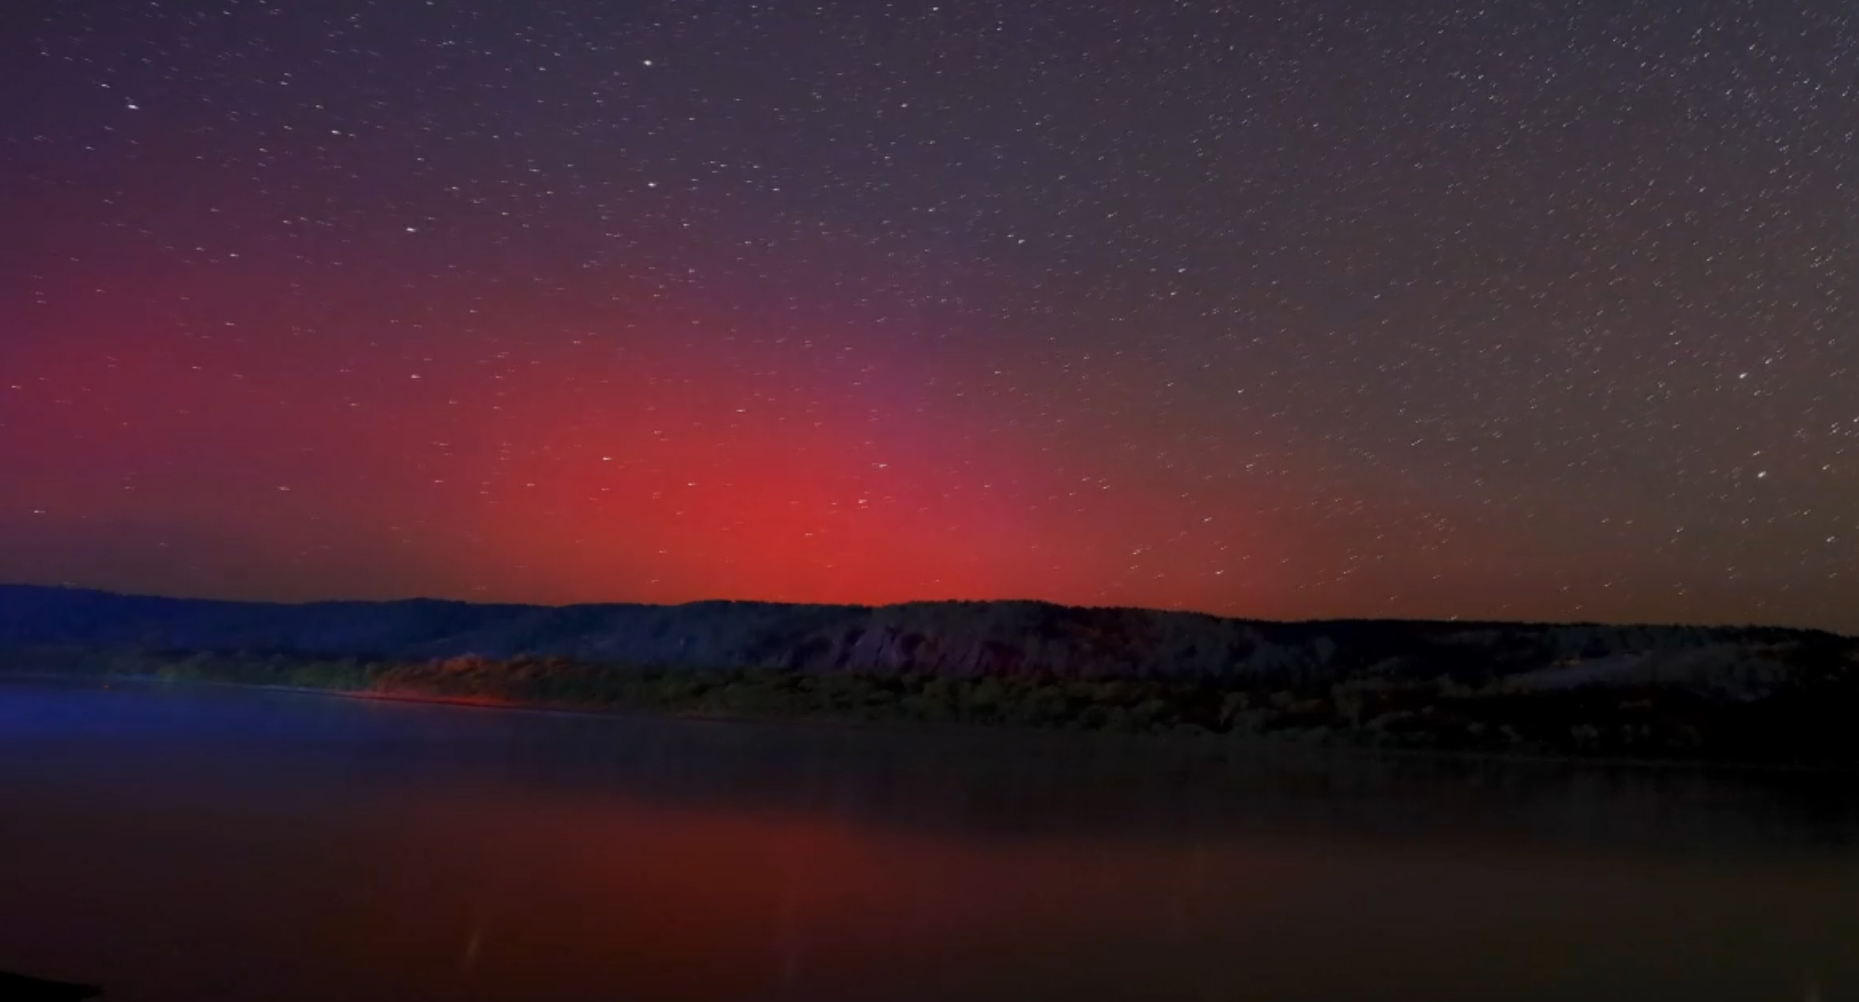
[0,583,1848,686]
[5,584,1858,764]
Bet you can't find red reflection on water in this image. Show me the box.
[319,794,1282,1001]
[4,745,1857,1002]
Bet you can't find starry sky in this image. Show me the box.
[1,0,1854,632]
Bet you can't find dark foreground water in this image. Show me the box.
[3,680,1858,1001]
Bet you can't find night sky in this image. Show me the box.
[2,1,1854,632]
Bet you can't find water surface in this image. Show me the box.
[2,679,1856,1001]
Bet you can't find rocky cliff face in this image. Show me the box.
[0,585,1851,695]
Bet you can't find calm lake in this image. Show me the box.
[2,679,1857,1001]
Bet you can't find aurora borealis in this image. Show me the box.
[2,1,1855,631]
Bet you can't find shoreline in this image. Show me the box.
[7,669,1851,777]
[5,589,1854,771]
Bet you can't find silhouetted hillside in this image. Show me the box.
[4,584,1845,677]
[4,585,1857,764]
